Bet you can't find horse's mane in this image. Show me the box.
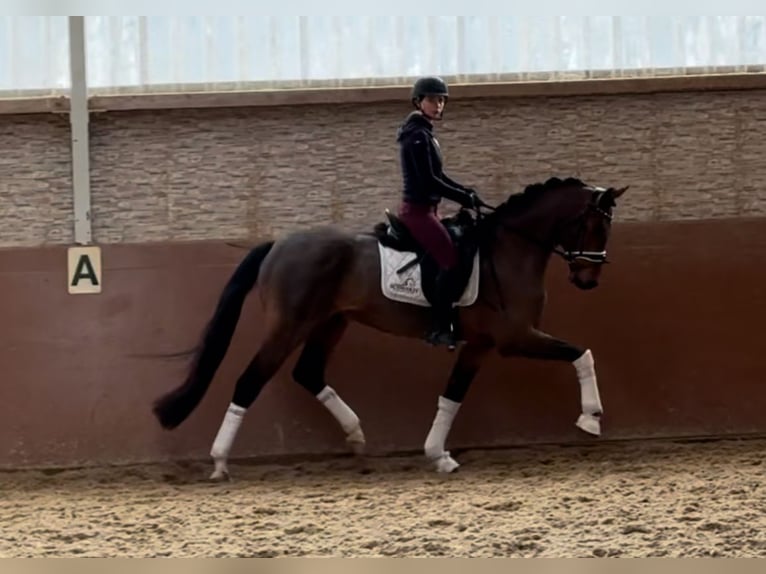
[470,176,590,244]
[494,176,589,215]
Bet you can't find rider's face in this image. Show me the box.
[419,95,446,120]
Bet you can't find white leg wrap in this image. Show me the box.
[317,385,360,435]
[424,396,460,461]
[210,403,246,460]
[573,349,602,415]
[573,349,603,437]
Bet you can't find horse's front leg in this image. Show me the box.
[424,341,492,473]
[500,328,603,437]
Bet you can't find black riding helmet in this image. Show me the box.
[411,76,449,108]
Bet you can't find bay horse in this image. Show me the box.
[152,177,628,477]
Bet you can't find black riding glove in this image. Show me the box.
[463,188,483,209]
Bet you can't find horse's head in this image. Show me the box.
[483,177,629,290]
[555,183,629,290]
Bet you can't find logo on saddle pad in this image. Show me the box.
[377,244,480,308]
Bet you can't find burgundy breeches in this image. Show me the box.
[397,200,457,270]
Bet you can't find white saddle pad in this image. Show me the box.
[377,243,480,308]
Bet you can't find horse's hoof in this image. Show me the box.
[209,469,230,482]
[346,427,366,455]
[576,413,601,437]
[434,453,460,473]
[209,460,231,482]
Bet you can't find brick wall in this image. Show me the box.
[1,89,765,247]
[0,113,73,247]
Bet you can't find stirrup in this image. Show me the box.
[425,328,457,350]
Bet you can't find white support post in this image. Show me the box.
[68,16,92,245]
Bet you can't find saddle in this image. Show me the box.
[374,209,480,307]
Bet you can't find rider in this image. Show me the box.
[396,75,483,349]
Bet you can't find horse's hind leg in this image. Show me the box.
[209,316,309,481]
[424,341,492,473]
[292,314,366,454]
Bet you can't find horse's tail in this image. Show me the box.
[152,240,275,430]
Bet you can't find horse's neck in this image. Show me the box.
[496,197,562,255]
[485,197,563,287]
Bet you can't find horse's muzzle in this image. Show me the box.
[570,273,598,290]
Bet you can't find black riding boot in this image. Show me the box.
[425,269,458,350]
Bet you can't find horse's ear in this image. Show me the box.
[600,185,628,208]
[612,185,629,199]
